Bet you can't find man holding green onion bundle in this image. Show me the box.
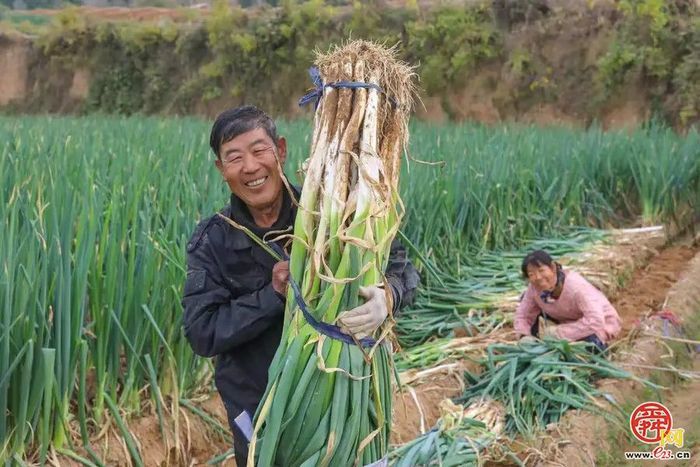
[181,106,419,466]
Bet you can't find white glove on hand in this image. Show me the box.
[337,286,390,339]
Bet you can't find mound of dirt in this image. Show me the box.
[614,245,696,335]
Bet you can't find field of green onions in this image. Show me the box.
[1,114,698,463]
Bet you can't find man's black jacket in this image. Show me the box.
[182,187,420,419]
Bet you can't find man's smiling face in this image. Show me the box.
[215,127,287,213]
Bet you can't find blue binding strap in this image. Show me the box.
[298,67,397,109]
[298,67,324,108]
[268,242,378,348]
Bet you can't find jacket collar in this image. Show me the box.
[225,183,300,250]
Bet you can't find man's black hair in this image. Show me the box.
[521,249,554,279]
[209,105,278,158]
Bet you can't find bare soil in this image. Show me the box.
[391,359,479,445]
[0,37,29,106]
[613,245,697,335]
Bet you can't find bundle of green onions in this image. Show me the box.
[389,399,505,467]
[458,339,649,438]
[248,42,416,466]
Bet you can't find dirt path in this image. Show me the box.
[613,245,697,335]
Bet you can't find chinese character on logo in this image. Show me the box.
[660,428,685,449]
[630,402,672,444]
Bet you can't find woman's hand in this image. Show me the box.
[542,324,559,339]
[519,335,538,344]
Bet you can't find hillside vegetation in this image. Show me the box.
[0,0,698,128]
